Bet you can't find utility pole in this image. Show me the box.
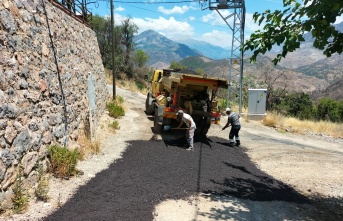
[200,0,245,114]
[110,0,116,100]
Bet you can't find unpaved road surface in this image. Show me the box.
[5,86,343,221]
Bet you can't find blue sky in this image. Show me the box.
[86,0,285,49]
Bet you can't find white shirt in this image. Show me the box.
[182,113,196,129]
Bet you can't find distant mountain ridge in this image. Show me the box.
[170,37,231,60]
[134,27,343,100]
[133,30,201,66]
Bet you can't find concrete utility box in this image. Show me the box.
[248,89,267,119]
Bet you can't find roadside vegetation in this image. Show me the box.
[90,11,343,140]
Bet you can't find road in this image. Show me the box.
[6,86,343,221]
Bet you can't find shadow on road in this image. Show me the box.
[44,135,343,221]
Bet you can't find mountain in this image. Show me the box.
[265,22,343,70]
[134,30,201,66]
[296,54,343,83]
[178,55,329,93]
[170,37,231,60]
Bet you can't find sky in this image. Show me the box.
[84,0,341,49]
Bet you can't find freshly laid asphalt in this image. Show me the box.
[44,133,342,221]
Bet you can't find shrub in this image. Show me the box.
[315,98,343,123]
[135,82,145,91]
[106,101,125,118]
[12,166,29,213]
[109,120,120,130]
[116,95,125,104]
[48,145,80,178]
[35,163,49,202]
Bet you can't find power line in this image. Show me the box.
[114,0,198,3]
[96,0,198,3]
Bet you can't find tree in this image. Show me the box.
[279,92,314,119]
[133,50,149,68]
[120,17,138,76]
[261,68,288,110]
[170,61,187,70]
[90,15,112,68]
[243,0,343,65]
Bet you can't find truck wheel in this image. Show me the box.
[153,109,162,133]
[145,94,154,115]
[200,117,211,136]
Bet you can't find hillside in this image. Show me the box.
[179,55,329,93]
[135,27,343,99]
[134,30,201,66]
[170,37,230,60]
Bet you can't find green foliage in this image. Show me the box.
[35,163,49,202]
[48,145,80,178]
[12,166,28,213]
[267,91,343,123]
[121,17,138,77]
[90,15,139,76]
[135,82,145,91]
[170,61,187,70]
[277,92,314,120]
[196,68,205,76]
[218,98,228,112]
[315,98,343,122]
[89,15,112,69]
[116,95,125,104]
[106,101,125,118]
[109,120,120,130]
[133,49,149,67]
[243,0,343,65]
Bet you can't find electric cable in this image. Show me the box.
[41,0,69,147]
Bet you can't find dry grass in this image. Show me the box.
[77,130,101,158]
[262,111,343,138]
[105,69,149,95]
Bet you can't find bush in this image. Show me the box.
[48,145,80,178]
[12,166,29,213]
[109,120,120,130]
[315,98,343,122]
[135,82,145,91]
[116,95,125,104]
[106,101,125,118]
[35,163,49,202]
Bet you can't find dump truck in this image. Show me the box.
[145,69,228,135]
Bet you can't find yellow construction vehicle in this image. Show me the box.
[145,69,228,135]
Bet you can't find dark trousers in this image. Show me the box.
[229,125,241,145]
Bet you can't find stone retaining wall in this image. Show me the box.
[0,0,108,196]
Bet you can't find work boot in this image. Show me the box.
[235,142,240,147]
[228,142,234,147]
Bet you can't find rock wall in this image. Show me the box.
[0,0,109,193]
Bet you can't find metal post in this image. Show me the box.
[110,0,116,100]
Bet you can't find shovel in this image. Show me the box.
[206,128,225,137]
[163,125,189,131]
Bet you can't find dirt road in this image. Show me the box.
[5,86,343,221]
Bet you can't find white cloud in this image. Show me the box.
[132,16,194,39]
[158,6,190,15]
[188,16,195,21]
[202,11,230,26]
[245,13,263,34]
[199,30,233,48]
[115,6,125,12]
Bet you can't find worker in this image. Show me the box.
[176,110,196,151]
[222,107,241,147]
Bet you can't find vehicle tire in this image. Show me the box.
[145,94,154,115]
[200,117,211,136]
[153,108,162,133]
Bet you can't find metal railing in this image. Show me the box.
[51,0,93,24]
